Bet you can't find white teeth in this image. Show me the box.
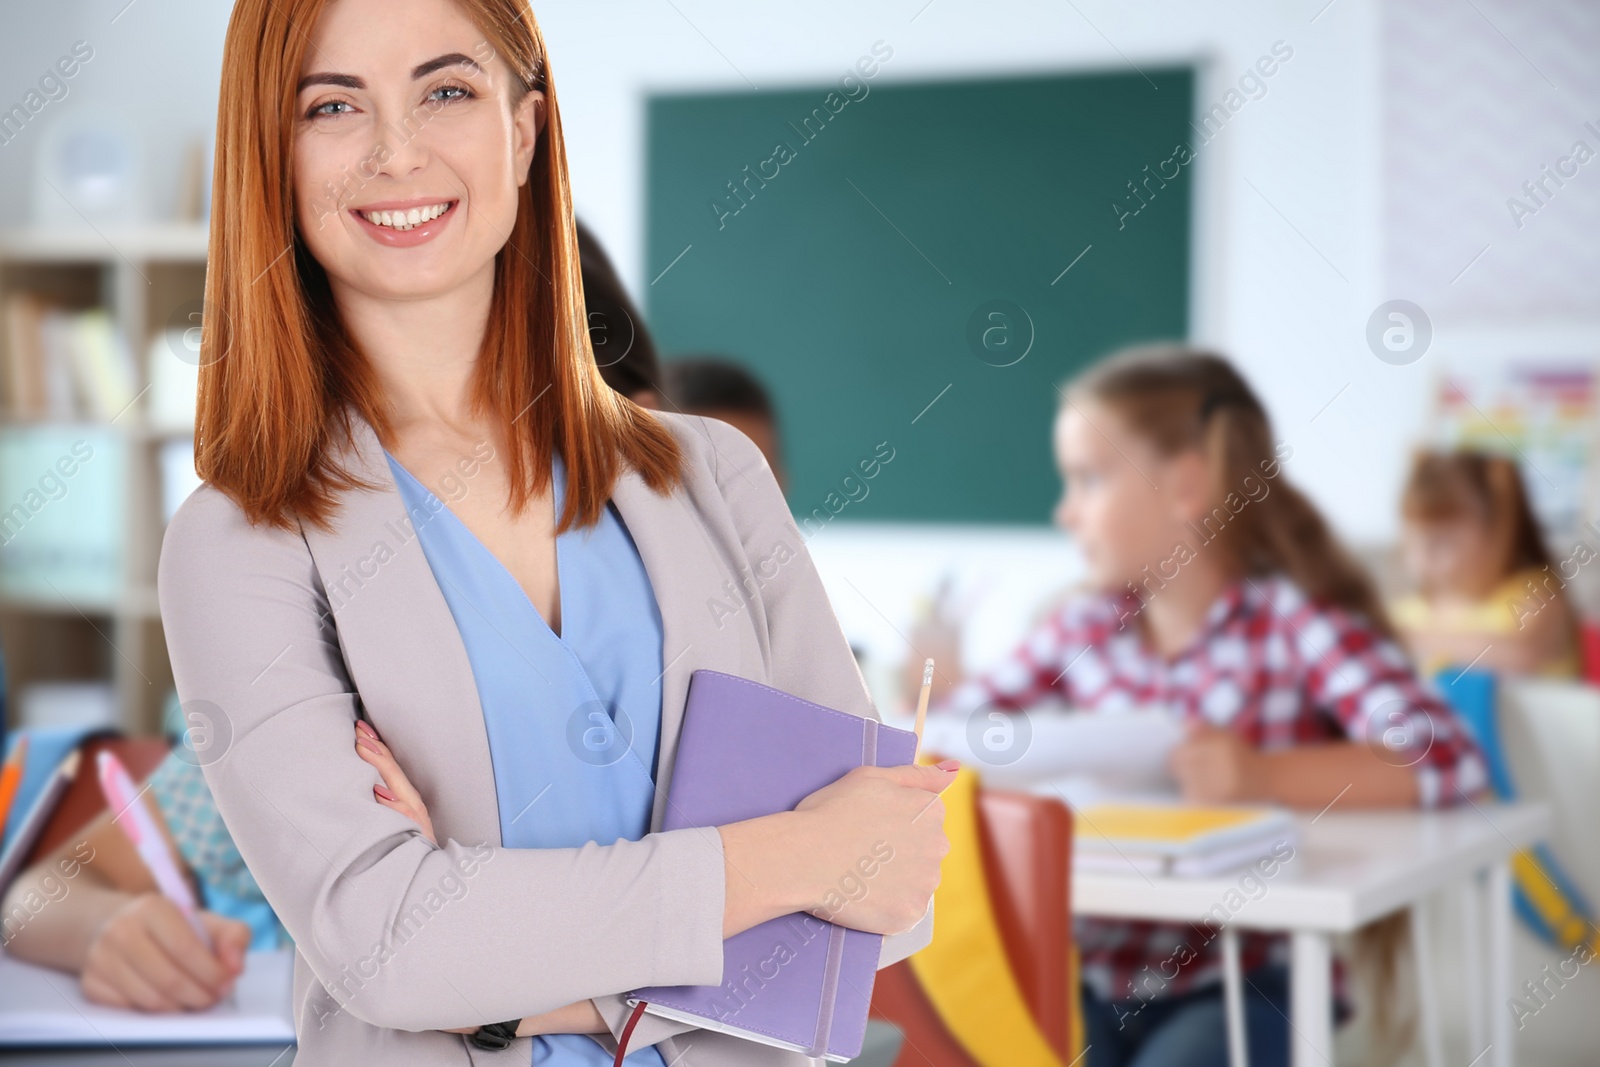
[361,202,451,230]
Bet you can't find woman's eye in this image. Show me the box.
[431,83,474,104]
[306,99,353,120]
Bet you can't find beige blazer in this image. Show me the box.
[157,407,933,1065]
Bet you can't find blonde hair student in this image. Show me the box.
[1392,448,1581,678]
[921,343,1489,1067]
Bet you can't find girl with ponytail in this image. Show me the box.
[922,343,1489,1067]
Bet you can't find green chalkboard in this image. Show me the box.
[645,66,1193,525]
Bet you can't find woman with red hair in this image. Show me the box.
[158,0,951,1062]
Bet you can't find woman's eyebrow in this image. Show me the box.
[297,53,482,93]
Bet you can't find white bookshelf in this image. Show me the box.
[0,223,207,735]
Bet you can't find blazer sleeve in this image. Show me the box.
[157,485,728,1033]
[698,416,935,970]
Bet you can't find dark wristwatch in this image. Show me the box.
[468,1019,520,1050]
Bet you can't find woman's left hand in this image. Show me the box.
[354,720,437,845]
[1168,721,1269,803]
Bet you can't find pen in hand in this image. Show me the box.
[97,750,240,1005]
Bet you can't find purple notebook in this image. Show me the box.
[626,669,919,1062]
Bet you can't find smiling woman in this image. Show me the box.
[162,1,949,1065]
[302,46,497,233]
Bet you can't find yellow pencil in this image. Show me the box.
[911,658,934,758]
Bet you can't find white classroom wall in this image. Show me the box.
[4,0,1597,678]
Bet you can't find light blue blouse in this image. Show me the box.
[386,448,670,1067]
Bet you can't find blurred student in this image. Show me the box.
[1,747,276,1012]
[917,344,1488,1067]
[662,357,787,492]
[0,229,664,1015]
[1391,448,1580,678]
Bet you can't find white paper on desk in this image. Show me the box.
[916,704,1184,789]
[0,948,295,1045]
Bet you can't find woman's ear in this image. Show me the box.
[514,90,546,187]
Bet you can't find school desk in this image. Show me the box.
[1059,798,1551,1067]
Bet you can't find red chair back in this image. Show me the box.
[1581,619,1600,685]
[869,787,1073,1065]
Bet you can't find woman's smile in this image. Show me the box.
[349,196,461,247]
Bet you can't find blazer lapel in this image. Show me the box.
[303,407,751,843]
[607,463,739,831]
[301,410,504,847]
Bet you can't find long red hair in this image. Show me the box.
[197,0,684,533]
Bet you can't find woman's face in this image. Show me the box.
[292,0,544,301]
[1053,400,1202,590]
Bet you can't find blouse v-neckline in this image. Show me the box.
[385,448,569,643]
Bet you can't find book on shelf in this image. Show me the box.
[3,293,138,422]
[146,327,200,431]
[3,292,46,417]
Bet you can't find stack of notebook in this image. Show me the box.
[1072,803,1297,878]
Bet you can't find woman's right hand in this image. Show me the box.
[79,894,250,1012]
[355,719,437,846]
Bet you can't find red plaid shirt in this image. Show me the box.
[936,573,1489,1003]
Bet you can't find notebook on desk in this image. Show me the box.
[1073,803,1296,877]
[0,948,295,1045]
[627,669,921,1063]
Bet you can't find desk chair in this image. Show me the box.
[870,787,1073,1066]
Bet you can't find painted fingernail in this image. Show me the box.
[357,734,381,753]
[937,758,961,771]
[374,784,397,802]
[355,719,377,738]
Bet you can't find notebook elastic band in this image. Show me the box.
[806,923,849,1057]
